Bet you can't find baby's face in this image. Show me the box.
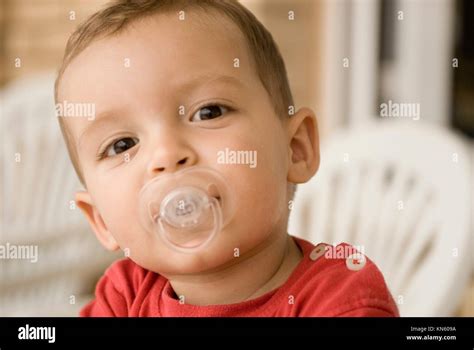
[59,12,294,275]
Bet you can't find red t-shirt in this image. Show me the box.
[80,237,399,317]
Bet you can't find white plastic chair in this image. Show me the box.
[0,73,119,316]
[289,120,473,316]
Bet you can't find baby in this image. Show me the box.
[55,0,399,317]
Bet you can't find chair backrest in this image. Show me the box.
[289,120,472,316]
[1,73,118,316]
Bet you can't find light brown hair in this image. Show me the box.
[55,0,294,185]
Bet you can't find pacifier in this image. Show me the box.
[138,167,234,253]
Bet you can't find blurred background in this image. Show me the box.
[0,0,472,316]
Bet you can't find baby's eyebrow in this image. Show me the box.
[76,112,119,148]
[76,74,244,148]
[177,74,246,92]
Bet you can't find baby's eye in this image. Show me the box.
[191,105,228,121]
[104,137,139,157]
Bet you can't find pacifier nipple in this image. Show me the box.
[161,187,208,228]
[138,167,233,253]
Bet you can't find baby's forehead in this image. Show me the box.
[134,9,250,53]
[60,11,257,99]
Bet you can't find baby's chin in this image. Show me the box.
[137,247,238,276]
[132,228,267,276]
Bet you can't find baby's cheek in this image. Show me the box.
[98,191,141,243]
[232,165,287,226]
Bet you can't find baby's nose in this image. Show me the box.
[145,129,198,176]
[158,156,188,172]
[148,155,190,175]
[147,141,198,176]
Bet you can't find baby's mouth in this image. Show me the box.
[207,184,222,204]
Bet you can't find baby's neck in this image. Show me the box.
[167,233,302,306]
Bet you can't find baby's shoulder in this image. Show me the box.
[306,242,390,290]
[291,240,399,316]
[103,258,160,293]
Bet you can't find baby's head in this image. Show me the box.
[55,0,319,276]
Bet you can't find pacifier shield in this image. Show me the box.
[138,167,233,253]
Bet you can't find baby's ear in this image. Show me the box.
[287,107,320,183]
[75,191,120,251]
